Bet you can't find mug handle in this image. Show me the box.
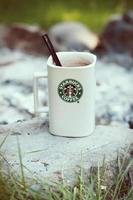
[33,72,49,115]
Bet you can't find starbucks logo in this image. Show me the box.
[58,79,83,103]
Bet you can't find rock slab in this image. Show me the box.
[0,117,133,182]
[0,24,49,56]
[48,21,99,51]
[95,11,133,58]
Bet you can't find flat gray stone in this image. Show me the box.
[0,117,133,183]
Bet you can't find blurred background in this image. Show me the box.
[0,0,132,32]
[0,0,133,128]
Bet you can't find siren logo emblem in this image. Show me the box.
[58,79,83,103]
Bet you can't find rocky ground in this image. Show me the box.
[0,47,132,128]
[0,118,133,183]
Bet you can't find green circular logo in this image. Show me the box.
[58,79,83,103]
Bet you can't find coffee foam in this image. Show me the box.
[53,58,91,67]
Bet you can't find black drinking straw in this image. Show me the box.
[42,34,62,66]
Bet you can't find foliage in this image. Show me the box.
[0,0,133,32]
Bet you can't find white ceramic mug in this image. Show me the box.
[33,52,96,137]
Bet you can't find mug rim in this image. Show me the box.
[47,51,96,69]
